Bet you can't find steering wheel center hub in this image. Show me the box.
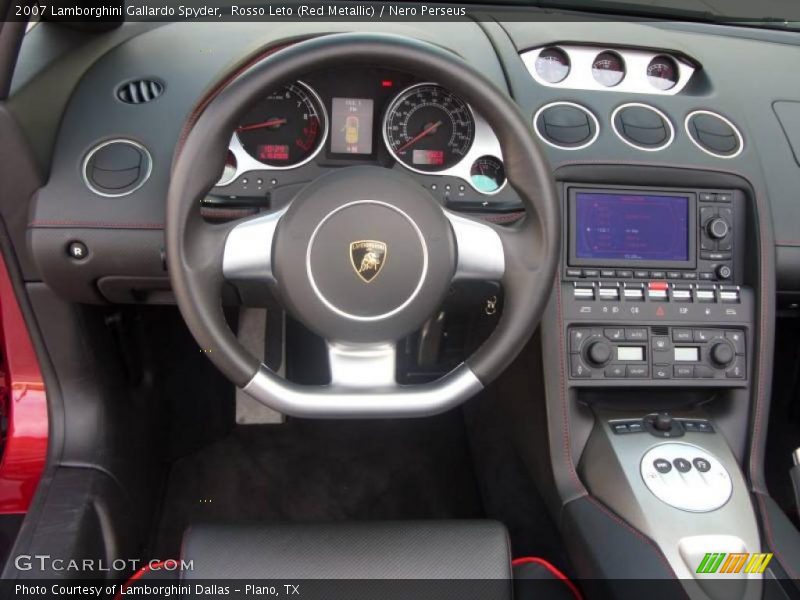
[307,200,428,321]
[273,166,456,344]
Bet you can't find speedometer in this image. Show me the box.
[236,81,327,168]
[383,84,474,172]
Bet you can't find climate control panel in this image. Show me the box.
[568,325,746,383]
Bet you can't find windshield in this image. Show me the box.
[501,0,800,31]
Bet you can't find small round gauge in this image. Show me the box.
[236,82,327,167]
[383,83,475,173]
[535,47,571,84]
[647,55,679,91]
[470,156,506,194]
[592,51,626,87]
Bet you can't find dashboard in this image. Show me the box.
[8,17,800,306]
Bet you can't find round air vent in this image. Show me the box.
[82,139,152,197]
[685,110,743,158]
[611,103,674,151]
[116,79,164,104]
[533,101,599,150]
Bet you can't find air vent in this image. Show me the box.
[533,101,599,150]
[117,79,164,104]
[82,139,152,197]
[685,110,743,158]
[612,103,674,151]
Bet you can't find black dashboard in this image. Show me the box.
[7,15,800,305]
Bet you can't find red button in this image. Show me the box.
[649,281,668,291]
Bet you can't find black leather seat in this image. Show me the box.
[124,521,580,600]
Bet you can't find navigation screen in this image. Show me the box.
[574,192,689,262]
[330,97,374,154]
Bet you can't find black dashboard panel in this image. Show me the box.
[9,14,800,301]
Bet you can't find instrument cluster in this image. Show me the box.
[217,68,507,198]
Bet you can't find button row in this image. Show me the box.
[573,281,740,303]
[610,418,714,435]
[698,191,732,203]
[653,457,712,474]
[566,268,701,280]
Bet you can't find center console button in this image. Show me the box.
[725,330,745,354]
[569,328,592,352]
[633,270,649,279]
[693,329,717,342]
[672,329,693,342]
[652,336,670,351]
[604,365,626,378]
[654,459,672,474]
[653,365,671,379]
[626,365,648,378]
[725,356,745,379]
[674,365,694,378]
[617,270,633,278]
[570,355,591,378]
[625,328,647,341]
[604,328,624,341]
[583,269,600,278]
[693,458,712,473]
[694,366,713,378]
[600,269,616,278]
[666,271,681,279]
[650,271,666,279]
[673,458,692,473]
[566,268,583,278]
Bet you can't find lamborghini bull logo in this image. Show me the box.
[349,240,387,283]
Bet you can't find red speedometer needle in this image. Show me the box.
[236,118,287,133]
[397,120,443,152]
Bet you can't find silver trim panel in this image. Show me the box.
[684,110,745,159]
[611,102,676,152]
[242,362,483,418]
[381,82,505,195]
[532,101,600,151]
[444,211,505,281]
[222,206,288,285]
[218,81,329,185]
[81,138,153,198]
[521,45,695,96]
[327,342,397,388]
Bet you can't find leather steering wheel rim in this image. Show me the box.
[166,32,560,417]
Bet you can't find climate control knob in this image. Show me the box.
[709,342,735,367]
[706,217,730,240]
[585,340,612,367]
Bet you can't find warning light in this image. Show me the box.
[381,80,394,88]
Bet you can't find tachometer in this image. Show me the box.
[383,84,474,172]
[236,82,327,168]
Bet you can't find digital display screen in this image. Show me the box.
[674,347,699,362]
[331,98,374,154]
[413,149,445,166]
[257,144,289,161]
[574,192,689,262]
[617,347,644,362]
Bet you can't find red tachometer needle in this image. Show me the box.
[236,118,287,133]
[397,120,443,152]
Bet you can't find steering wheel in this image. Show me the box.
[166,33,559,418]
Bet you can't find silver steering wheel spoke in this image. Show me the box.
[222,206,288,287]
[327,341,397,389]
[444,210,505,282]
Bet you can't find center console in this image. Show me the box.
[561,185,751,386]
[556,183,767,597]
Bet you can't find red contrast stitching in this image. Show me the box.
[29,220,163,230]
[512,556,583,600]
